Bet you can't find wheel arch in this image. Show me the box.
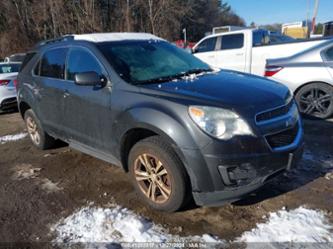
[293,81,333,96]
[119,124,188,173]
[18,101,31,119]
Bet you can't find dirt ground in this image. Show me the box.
[0,111,332,243]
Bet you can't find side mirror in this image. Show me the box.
[191,47,198,54]
[74,71,103,86]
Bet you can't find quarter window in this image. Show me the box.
[40,48,68,79]
[67,48,103,81]
[195,37,217,53]
[326,47,333,61]
[220,34,244,50]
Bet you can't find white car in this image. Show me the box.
[193,29,328,76]
[0,62,21,111]
[265,40,333,119]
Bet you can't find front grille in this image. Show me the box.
[256,100,293,123]
[265,124,299,149]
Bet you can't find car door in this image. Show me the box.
[63,46,113,152]
[193,37,218,67]
[33,47,68,135]
[214,33,246,72]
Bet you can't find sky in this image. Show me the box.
[227,0,332,25]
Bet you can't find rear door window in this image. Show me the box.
[220,34,244,50]
[195,37,217,53]
[40,48,68,79]
[66,48,104,81]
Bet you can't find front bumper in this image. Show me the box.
[192,142,304,206]
[185,102,304,207]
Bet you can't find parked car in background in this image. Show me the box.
[193,29,330,76]
[323,21,333,37]
[0,62,21,111]
[265,40,333,119]
[4,53,26,63]
[17,33,303,212]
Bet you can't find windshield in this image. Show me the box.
[0,64,20,74]
[97,40,211,84]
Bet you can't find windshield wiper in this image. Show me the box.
[134,68,213,85]
[182,68,213,75]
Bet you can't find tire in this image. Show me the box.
[128,136,190,212]
[295,83,333,119]
[24,109,55,150]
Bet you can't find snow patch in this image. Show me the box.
[41,178,63,193]
[52,205,220,247]
[12,164,41,180]
[0,132,27,144]
[238,207,333,243]
[12,164,62,193]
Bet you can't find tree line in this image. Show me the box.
[0,0,244,57]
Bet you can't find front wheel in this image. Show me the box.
[295,83,333,119]
[128,136,190,212]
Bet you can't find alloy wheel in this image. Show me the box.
[26,116,41,145]
[134,153,171,204]
[298,88,332,117]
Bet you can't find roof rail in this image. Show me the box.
[35,35,75,48]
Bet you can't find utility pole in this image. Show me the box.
[311,0,320,35]
[126,0,131,32]
[306,0,310,37]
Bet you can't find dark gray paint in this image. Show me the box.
[17,38,304,206]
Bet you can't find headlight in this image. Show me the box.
[188,106,253,140]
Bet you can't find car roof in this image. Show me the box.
[72,32,163,43]
[36,32,164,49]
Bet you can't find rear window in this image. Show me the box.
[40,48,68,79]
[326,47,333,61]
[253,30,270,46]
[0,64,20,74]
[220,34,244,50]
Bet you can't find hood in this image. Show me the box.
[140,70,290,118]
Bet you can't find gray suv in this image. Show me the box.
[17,33,304,212]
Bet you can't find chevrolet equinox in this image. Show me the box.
[17,33,304,212]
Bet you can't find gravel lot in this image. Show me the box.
[0,111,332,244]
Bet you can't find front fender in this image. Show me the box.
[114,106,214,192]
[123,107,198,149]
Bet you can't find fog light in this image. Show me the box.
[218,163,257,186]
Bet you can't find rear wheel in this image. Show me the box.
[128,136,190,212]
[24,109,55,149]
[295,83,333,119]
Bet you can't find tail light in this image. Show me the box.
[13,79,18,89]
[0,79,10,85]
[265,66,283,77]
